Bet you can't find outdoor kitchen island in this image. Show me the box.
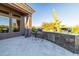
[38,31,79,54]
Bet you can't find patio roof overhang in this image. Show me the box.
[1,3,35,15]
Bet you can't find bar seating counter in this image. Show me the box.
[40,31,79,54]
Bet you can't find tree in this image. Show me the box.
[41,22,55,31]
[32,26,36,33]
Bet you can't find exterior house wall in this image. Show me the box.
[0,4,34,40]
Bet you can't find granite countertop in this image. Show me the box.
[43,31,79,36]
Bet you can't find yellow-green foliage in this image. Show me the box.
[41,22,55,31]
[72,25,79,34]
[32,26,36,32]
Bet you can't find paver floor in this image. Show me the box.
[0,36,78,56]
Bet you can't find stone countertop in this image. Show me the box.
[43,31,79,36]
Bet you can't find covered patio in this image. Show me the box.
[0,3,35,39]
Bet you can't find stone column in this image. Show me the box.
[9,18,12,32]
[25,16,28,29]
[27,14,32,29]
[20,16,25,35]
[9,11,12,33]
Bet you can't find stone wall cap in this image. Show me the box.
[44,31,79,36]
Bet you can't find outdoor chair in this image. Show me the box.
[31,30,38,40]
[31,28,45,42]
[34,29,44,41]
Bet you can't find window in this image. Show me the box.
[12,18,20,32]
[0,16,9,33]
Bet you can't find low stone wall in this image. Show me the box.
[0,32,22,40]
[37,31,79,54]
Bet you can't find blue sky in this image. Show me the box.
[29,3,79,26]
[1,3,79,27]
